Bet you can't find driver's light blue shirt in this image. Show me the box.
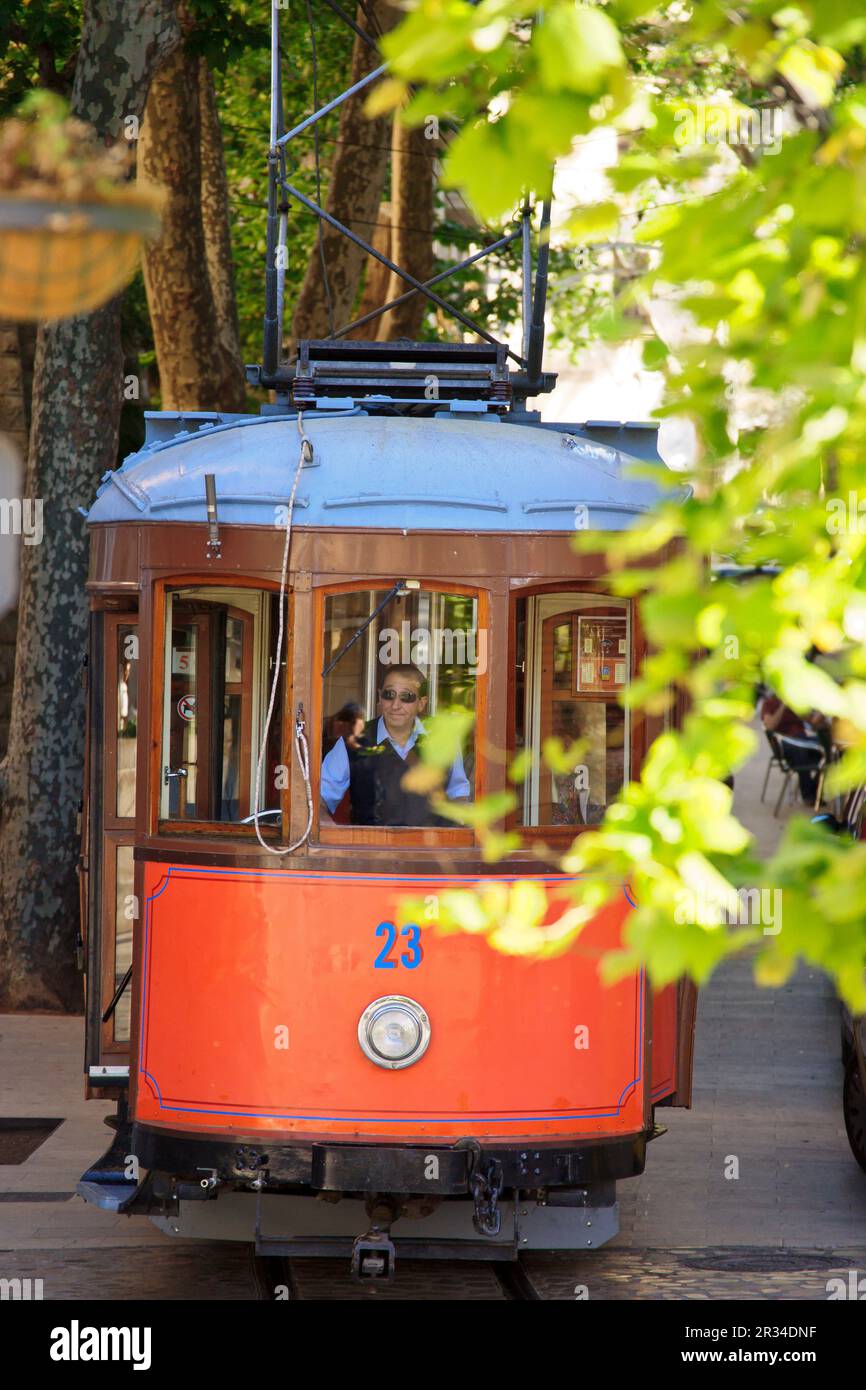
[320,715,470,814]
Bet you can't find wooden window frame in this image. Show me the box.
[312,579,488,849]
[150,576,292,840]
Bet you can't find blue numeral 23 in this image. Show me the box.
[374,921,422,969]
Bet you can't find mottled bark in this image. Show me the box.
[139,46,247,410]
[199,57,244,381]
[0,0,181,1011]
[377,118,434,340]
[289,2,398,351]
[0,321,34,760]
[346,201,391,338]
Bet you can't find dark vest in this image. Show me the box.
[347,718,450,827]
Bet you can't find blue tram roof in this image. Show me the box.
[84,409,680,532]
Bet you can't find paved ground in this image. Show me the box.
[1,726,864,1299]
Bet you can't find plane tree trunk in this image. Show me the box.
[139,46,247,410]
[0,0,181,1011]
[289,1,398,351]
[377,117,435,340]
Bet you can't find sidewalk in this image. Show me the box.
[608,719,866,1250]
[0,1013,178,1251]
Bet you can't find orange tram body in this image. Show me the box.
[78,347,695,1275]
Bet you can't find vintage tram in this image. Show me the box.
[76,338,696,1277]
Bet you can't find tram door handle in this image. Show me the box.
[163,765,189,785]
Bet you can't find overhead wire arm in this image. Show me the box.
[317,0,380,52]
[276,64,388,147]
[333,226,524,340]
[526,198,551,386]
[280,176,528,366]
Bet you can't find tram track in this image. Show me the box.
[252,1253,545,1300]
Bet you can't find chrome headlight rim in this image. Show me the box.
[357,994,431,1070]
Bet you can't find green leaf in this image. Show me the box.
[415,707,475,768]
[534,6,624,95]
[777,39,846,109]
[566,201,620,241]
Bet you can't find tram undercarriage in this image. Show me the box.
[80,1117,650,1277]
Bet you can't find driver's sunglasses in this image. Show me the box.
[380,688,419,704]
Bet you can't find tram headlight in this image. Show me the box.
[358,996,431,1070]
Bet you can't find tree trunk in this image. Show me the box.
[0,0,180,1012]
[0,321,35,759]
[139,45,247,411]
[346,201,391,338]
[199,57,245,382]
[289,2,398,351]
[377,117,434,340]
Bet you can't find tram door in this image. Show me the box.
[83,608,140,1089]
[515,589,697,1107]
[165,601,255,821]
[538,606,627,825]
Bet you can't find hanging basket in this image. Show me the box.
[0,195,161,321]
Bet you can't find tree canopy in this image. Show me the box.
[378,1,866,1010]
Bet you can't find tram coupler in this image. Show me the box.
[351,1196,399,1282]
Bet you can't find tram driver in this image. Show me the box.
[319,663,470,827]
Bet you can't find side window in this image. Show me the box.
[515,594,629,827]
[160,586,286,826]
[115,622,139,818]
[320,586,480,828]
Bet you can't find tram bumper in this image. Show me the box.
[147,1187,621,1260]
[124,1124,641,1256]
[131,1124,647,1194]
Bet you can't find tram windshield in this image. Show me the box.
[159,586,285,825]
[320,586,479,828]
[514,593,630,827]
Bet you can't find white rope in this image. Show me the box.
[253,412,314,855]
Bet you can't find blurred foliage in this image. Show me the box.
[382,0,866,1009]
[0,2,535,376]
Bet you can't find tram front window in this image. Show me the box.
[160,586,285,825]
[320,586,479,828]
[515,593,630,827]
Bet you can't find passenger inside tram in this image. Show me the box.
[322,701,365,757]
[319,663,471,827]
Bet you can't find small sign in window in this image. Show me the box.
[172,647,195,676]
[575,616,627,693]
